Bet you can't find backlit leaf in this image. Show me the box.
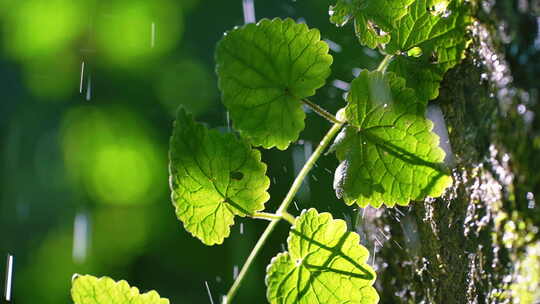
[266,209,378,304]
[71,274,168,304]
[385,0,470,101]
[333,70,452,207]
[216,18,333,149]
[329,0,414,49]
[169,108,270,245]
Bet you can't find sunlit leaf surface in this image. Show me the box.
[329,0,414,48]
[169,108,270,245]
[266,209,378,304]
[385,0,470,101]
[71,275,169,304]
[333,70,452,207]
[216,18,333,149]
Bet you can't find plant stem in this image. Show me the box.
[276,120,344,213]
[222,218,279,304]
[252,212,282,221]
[377,55,394,73]
[223,119,345,304]
[281,211,296,225]
[302,99,344,124]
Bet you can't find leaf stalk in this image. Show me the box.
[280,211,296,225]
[376,55,394,73]
[302,99,345,124]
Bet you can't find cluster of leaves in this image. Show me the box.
[331,0,470,101]
[71,0,470,302]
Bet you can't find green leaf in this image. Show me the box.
[329,0,414,49]
[169,108,270,245]
[387,56,445,103]
[385,0,470,101]
[71,274,169,304]
[266,208,378,304]
[215,18,333,150]
[333,70,452,207]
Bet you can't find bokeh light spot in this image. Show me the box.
[61,105,165,205]
[95,0,183,67]
[4,0,84,59]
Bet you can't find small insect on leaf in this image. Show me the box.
[230,171,244,180]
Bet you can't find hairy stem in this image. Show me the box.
[377,55,394,73]
[302,99,344,124]
[223,119,345,303]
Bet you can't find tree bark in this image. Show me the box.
[360,1,540,303]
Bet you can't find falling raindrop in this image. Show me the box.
[4,254,13,302]
[151,22,156,48]
[79,61,85,93]
[395,207,406,217]
[72,212,90,263]
[233,265,239,279]
[85,75,92,101]
[378,228,389,240]
[371,244,377,265]
[324,39,342,52]
[373,235,383,247]
[292,142,312,201]
[204,281,215,304]
[242,0,256,24]
[332,79,350,91]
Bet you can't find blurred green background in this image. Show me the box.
[0,0,378,303]
[1,0,539,303]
